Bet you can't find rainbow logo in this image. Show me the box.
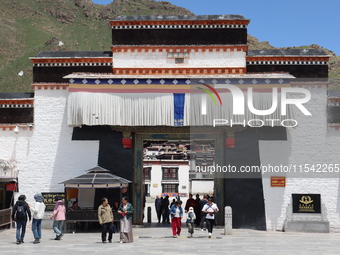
[196,83,222,115]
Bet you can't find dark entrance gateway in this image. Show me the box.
[72,125,287,230]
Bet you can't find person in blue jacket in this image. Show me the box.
[170,201,183,237]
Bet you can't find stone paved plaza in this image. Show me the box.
[1,224,340,254]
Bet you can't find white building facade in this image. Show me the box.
[1,15,339,231]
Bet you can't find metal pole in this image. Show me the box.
[147,206,151,223]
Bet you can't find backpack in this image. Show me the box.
[16,204,26,219]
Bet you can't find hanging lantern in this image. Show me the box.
[122,138,132,148]
[226,138,235,148]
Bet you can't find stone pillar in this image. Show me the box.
[224,206,232,235]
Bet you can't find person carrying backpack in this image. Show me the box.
[11,194,31,244]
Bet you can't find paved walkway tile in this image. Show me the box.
[1,226,340,254]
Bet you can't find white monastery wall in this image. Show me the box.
[113,51,246,68]
[191,179,214,195]
[259,84,340,232]
[0,89,99,205]
[148,164,189,198]
[178,165,189,195]
[149,164,162,197]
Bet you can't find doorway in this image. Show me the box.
[142,139,216,223]
[133,127,225,225]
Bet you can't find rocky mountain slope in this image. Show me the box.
[0,0,338,92]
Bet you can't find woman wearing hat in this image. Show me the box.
[30,193,46,244]
[50,196,66,240]
[186,206,196,238]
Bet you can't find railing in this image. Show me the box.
[0,208,12,228]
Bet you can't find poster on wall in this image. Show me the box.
[41,192,65,211]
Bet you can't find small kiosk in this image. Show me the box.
[60,166,131,232]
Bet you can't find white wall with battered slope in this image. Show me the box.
[259,84,340,232]
[0,88,99,205]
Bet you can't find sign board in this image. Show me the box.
[292,194,321,213]
[271,177,286,187]
[6,183,17,191]
[41,192,65,211]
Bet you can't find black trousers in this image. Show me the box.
[205,219,215,233]
[101,222,113,242]
[200,213,206,229]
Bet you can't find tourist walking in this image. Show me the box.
[12,194,31,244]
[194,194,201,226]
[185,193,197,212]
[155,195,161,223]
[199,194,208,230]
[175,193,181,202]
[30,193,46,244]
[161,195,170,223]
[202,198,219,238]
[170,198,176,209]
[186,206,196,238]
[50,196,66,240]
[118,196,134,243]
[98,197,114,243]
[170,201,183,237]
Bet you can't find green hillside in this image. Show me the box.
[0,0,193,92]
[0,0,338,92]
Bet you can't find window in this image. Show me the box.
[162,184,178,193]
[143,167,151,180]
[162,167,178,180]
[167,52,189,64]
[175,58,184,64]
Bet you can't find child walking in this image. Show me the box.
[186,207,196,238]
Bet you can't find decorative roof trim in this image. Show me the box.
[247,56,329,65]
[113,67,246,75]
[64,73,294,79]
[68,77,290,87]
[291,82,328,89]
[327,124,340,131]
[111,45,248,53]
[32,83,69,90]
[247,61,328,65]
[31,58,112,67]
[0,99,34,108]
[0,125,33,131]
[33,62,112,67]
[328,103,340,107]
[328,98,340,106]
[110,19,249,28]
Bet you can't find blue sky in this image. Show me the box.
[92,0,339,55]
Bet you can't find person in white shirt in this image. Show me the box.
[202,198,219,238]
[29,193,46,244]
